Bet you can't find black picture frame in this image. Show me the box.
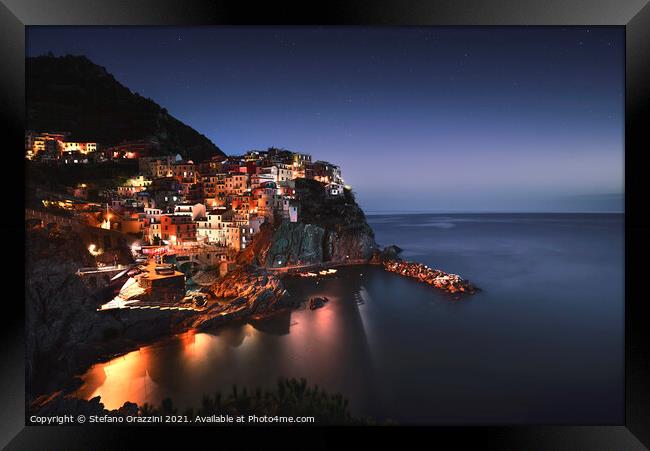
[3,1,648,449]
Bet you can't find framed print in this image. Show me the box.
[2,0,649,449]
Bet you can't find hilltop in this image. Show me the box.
[26,54,224,161]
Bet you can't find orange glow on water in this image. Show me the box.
[180,329,197,357]
[180,329,219,362]
[75,346,160,410]
[73,279,364,411]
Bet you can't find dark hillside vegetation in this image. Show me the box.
[27,54,224,162]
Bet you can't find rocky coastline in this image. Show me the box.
[25,227,290,409]
[191,266,293,330]
[26,180,478,416]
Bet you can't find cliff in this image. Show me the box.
[196,266,291,329]
[25,226,126,397]
[27,54,224,161]
[262,179,378,268]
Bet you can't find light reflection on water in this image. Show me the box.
[75,213,624,424]
[76,273,379,414]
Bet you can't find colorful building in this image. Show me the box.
[159,214,197,244]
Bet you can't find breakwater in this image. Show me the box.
[383,259,477,295]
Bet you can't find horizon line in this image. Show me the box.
[364,210,625,215]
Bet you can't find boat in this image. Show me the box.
[154,265,175,275]
[109,267,131,282]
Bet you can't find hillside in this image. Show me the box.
[26,54,224,161]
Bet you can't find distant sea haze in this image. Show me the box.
[364,209,625,215]
[357,192,624,215]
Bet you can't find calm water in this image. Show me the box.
[76,213,624,424]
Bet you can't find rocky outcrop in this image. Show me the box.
[265,220,377,268]
[324,226,377,262]
[235,221,275,266]
[266,222,325,267]
[263,179,378,268]
[209,267,287,312]
[381,245,403,260]
[188,267,290,330]
[309,296,329,310]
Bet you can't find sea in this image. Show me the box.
[75,213,624,424]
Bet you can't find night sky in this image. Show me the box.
[27,26,624,213]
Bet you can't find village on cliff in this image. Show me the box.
[26,132,347,247]
[25,132,359,303]
[26,130,475,315]
[25,127,475,420]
